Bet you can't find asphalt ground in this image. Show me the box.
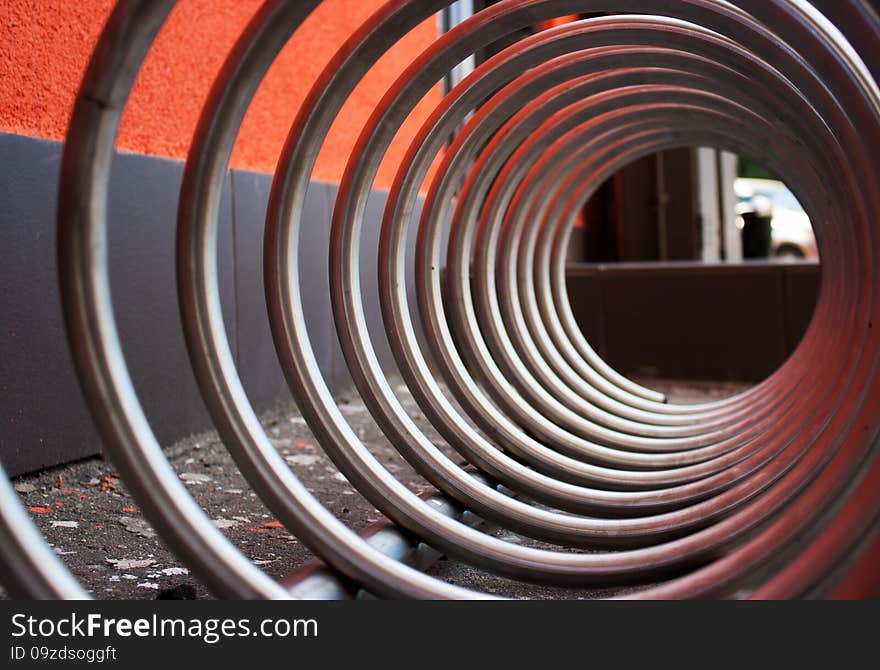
[7,378,748,600]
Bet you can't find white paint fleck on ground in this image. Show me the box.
[119,516,156,538]
[212,519,239,529]
[107,558,156,570]
[179,473,212,485]
[284,454,321,467]
[159,567,189,577]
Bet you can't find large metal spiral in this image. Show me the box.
[2,0,879,599]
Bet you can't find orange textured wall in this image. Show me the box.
[0,0,442,189]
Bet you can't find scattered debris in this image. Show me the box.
[158,567,189,577]
[50,520,79,529]
[285,454,321,467]
[119,517,156,539]
[212,518,239,529]
[179,472,212,485]
[9,382,491,600]
[87,476,118,492]
[53,548,77,556]
[106,558,156,570]
[28,506,52,515]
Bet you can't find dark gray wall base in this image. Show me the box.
[0,133,420,476]
[566,261,820,381]
[2,134,241,476]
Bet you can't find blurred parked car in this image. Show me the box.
[734,178,818,260]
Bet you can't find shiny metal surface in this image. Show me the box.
[1,0,877,599]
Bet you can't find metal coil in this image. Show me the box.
[2,0,879,599]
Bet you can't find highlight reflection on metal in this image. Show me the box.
[3,0,879,599]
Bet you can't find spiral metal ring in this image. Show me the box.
[1,0,878,599]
